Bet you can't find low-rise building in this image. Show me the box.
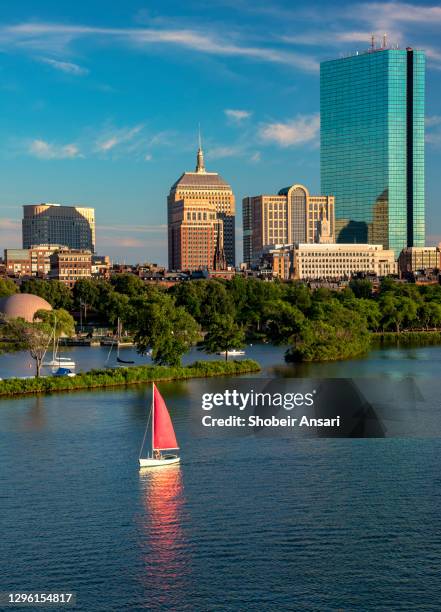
[256,243,397,281]
[49,249,92,287]
[5,245,65,277]
[398,246,440,279]
[292,243,397,280]
[259,244,294,280]
[91,255,111,279]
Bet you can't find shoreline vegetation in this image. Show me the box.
[3,275,441,367]
[374,330,441,345]
[0,359,260,398]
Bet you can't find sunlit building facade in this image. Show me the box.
[168,145,235,270]
[22,203,96,252]
[242,184,335,265]
[321,44,425,256]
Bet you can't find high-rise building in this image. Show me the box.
[242,184,335,265]
[321,42,425,256]
[22,203,96,252]
[168,199,222,271]
[168,144,235,269]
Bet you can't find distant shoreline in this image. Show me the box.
[0,359,261,398]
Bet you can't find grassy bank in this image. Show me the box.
[0,359,261,397]
[374,331,441,346]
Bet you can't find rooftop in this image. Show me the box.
[170,142,232,191]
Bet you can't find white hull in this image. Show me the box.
[139,455,180,468]
[216,350,245,356]
[43,358,76,368]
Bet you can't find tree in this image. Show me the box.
[110,274,146,297]
[35,308,75,339]
[2,317,52,377]
[379,294,418,332]
[130,293,200,366]
[200,281,236,323]
[418,301,441,330]
[21,279,72,310]
[262,300,305,344]
[349,278,373,299]
[353,298,381,331]
[203,314,245,360]
[286,303,370,362]
[73,278,101,323]
[0,278,18,298]
[283,282,311,312]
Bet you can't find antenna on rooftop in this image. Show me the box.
[382,33,387,48]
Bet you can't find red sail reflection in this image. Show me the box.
[138,465,190,607]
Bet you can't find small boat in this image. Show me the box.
[139,383,180,468]
[53,367,76,377]
[216,349,246,356]
[42,315,76,369]
[43,356,77,368]
[106,318,136,365]
[116,356,135,365]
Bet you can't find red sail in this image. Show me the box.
[153,385,179,450]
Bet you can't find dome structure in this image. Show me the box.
[0,293,52,322]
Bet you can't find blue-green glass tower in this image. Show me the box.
[320,45,425,256]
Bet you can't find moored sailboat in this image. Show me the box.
[139,383,180,468]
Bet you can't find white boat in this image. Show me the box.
[216,349,246,356]
[42,316,76,369]
[43,357,77,368]
[139,383,180,468]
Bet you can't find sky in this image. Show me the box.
[0,0,441,264]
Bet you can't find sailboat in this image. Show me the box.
[116,319,135,364]
[139,383,180,468]
[42,315,76,369]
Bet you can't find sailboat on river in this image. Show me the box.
[139,383,180,468]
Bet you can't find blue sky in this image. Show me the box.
[1,0,441,264]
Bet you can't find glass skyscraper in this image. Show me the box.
[320,46,425,256]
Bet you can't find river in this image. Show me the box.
[1,345,441,610]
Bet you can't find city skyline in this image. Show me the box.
[1,1,441,263]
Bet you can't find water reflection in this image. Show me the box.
[138,465,190,608]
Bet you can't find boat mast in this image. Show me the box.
[117,317,120,358]
[151,383,155,457]
[52,314,57,362]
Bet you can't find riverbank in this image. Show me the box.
[373,331,441,345]
[0,359,260,397]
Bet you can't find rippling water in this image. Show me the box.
[2,347,441,610]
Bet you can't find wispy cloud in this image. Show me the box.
[39,57,89,75]
[208,144,246,159]
[224,109,252,122]
[95,124,144,152]
[0,21,319,73]
[100,223,166,233]
[357,2,441,26]
[258,113,320,147]
[426,115,441,146]
[0,217,21,248]
[28,139,81,159]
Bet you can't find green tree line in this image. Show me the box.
[3,274,441,363]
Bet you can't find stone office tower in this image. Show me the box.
[168,143,235,270]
